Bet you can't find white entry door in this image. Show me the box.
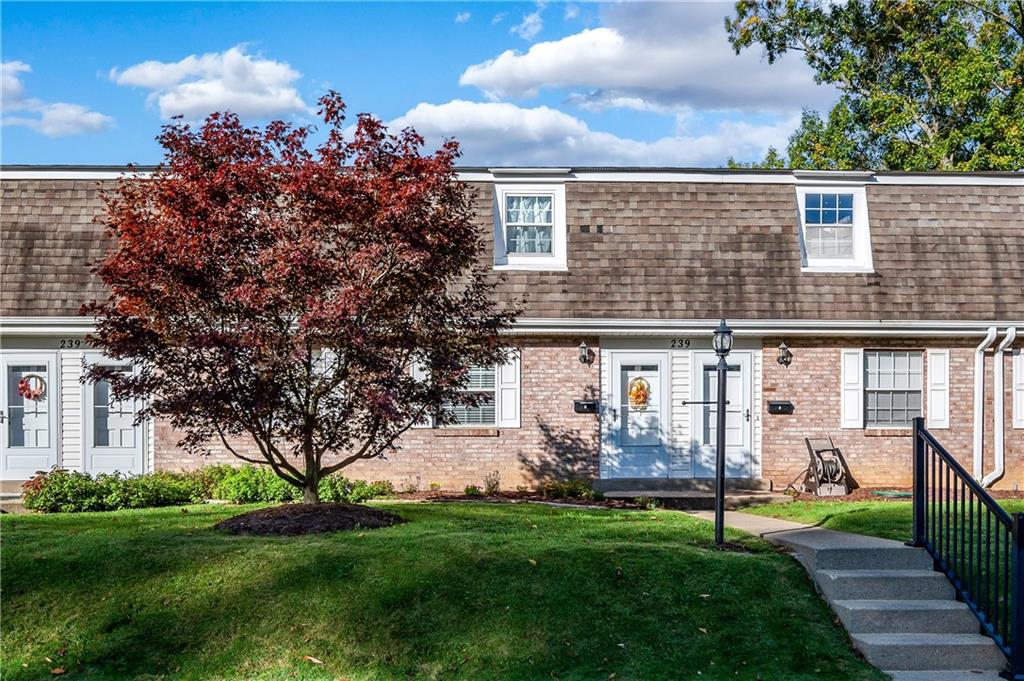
[83,355,144,475]
[602,352,670,478]
[691,351,754,479]
[1,352,59,480]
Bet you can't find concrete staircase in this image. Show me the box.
[597,478,791,510]
[699,512,1007,680]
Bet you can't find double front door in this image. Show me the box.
[0,352,145,479]
[601,349,754,479]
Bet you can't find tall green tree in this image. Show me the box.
[726,0,1024,170]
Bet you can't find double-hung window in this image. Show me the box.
[864,350,923,427]
[796,184,873,272]
[444,365,497,426]
[493,183,567,271]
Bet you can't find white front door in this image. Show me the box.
[1,352,59,480]
[83,355,145,475]
[602,352,670,478]
[691,351,754,479]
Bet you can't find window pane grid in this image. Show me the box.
[864,351,923,427]
[505,194,554,254]
[804,192,855,260]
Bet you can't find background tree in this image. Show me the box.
[85,93,518,503]
[726,0,1024,170]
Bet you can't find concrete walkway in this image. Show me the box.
[690,511,1006,681]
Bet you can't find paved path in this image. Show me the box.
[689,511,1006,681]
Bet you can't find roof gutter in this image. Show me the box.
[974,327,999,479]
[982,327,1017,488]
[2,317,1022,338]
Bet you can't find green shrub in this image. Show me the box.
[464,485,483,497]
[213,465,299,503]
[539,479,602,501]
[483,470,501,495]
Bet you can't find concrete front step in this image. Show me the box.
[851,633,1005,671]
[602,490,790,510]
[812,546,934,572]
[885,670,1006,681]
[833,600,981,634]
[594,477,771,493]
[816,570,955,601]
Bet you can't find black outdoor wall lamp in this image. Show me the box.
[777,341,793,367]
[578,341,593,365]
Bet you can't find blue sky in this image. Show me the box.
[2,2,831,167]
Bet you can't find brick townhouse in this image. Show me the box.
[1,165,1022,493]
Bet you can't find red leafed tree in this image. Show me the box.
[84,92,518,503]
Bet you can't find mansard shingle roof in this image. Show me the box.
[2,173,1022,321]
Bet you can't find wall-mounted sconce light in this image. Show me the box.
[578,340,593,365]
[777,341,793,367]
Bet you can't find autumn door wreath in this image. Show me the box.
[627,377,650,411]
[17,374,46,401]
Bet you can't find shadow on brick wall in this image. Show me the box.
[519,386,601,484]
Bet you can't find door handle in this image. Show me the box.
[745,408,751,422]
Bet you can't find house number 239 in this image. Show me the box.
[669,339,691,348]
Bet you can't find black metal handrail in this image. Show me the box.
[910,416,1024,679]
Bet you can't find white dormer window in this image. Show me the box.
[493,183,567,271]
[795,184,873,273]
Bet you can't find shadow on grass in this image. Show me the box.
[2,503,887,681]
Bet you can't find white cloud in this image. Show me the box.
[491,12,507,25]
[564,4,580,21]
[387,99,795,167]
[110,45,308,120]
[1,61,114,137]
[462,4,827,114]
[510,2,545,41]
[455,11,471,24]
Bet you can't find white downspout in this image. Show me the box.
[974,326,998,480]
[982,327,1016,488]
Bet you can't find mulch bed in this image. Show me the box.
[215,503,406,536]
[396,490,640,508]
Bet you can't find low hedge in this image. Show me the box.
[21,466,395,513]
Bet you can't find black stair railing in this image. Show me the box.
[910,416,1024,679]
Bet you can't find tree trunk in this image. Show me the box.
[302,482,320,504]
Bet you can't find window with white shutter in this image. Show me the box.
[840,349,864,429]
[927,349,950,429]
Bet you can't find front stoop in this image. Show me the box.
[691,511,1006,680]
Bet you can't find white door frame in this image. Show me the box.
[690,350,754,479]
[601,350,670,479]
[1,351,60,480]
[81,352,146,475]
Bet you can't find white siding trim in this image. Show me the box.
[668,348,691,477]
[1014,349,1024,429]
[753,349,763,477]
[927,349,951,429]
[60,351,84,472]
[146,416,155,473]
[496,349,521,428]
[840,349,864,429]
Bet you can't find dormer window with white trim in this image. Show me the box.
[795,185,873,273]
[493,183,567,271]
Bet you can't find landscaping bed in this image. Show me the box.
[1,502,886,680]
[214,502,405,535]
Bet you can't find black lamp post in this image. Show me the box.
[711,318,734,546]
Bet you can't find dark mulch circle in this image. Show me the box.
[215,503,405,536]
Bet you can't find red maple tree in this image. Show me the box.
[84,93,518,503]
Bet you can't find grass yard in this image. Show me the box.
[1,502,886,681]
[748,499,1024,542]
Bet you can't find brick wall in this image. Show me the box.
[760,337,1022,490]
[154,337,601,491]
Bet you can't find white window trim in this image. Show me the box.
[493,183,568,271]
[409,349,521,429]
[795,185,874,273]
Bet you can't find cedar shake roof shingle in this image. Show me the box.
[2,176,1022,321]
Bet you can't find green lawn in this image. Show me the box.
[1,502,885,681]
[747,499,1024,542]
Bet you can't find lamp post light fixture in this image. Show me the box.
[712,318,733,546]
[777,341,793,367]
